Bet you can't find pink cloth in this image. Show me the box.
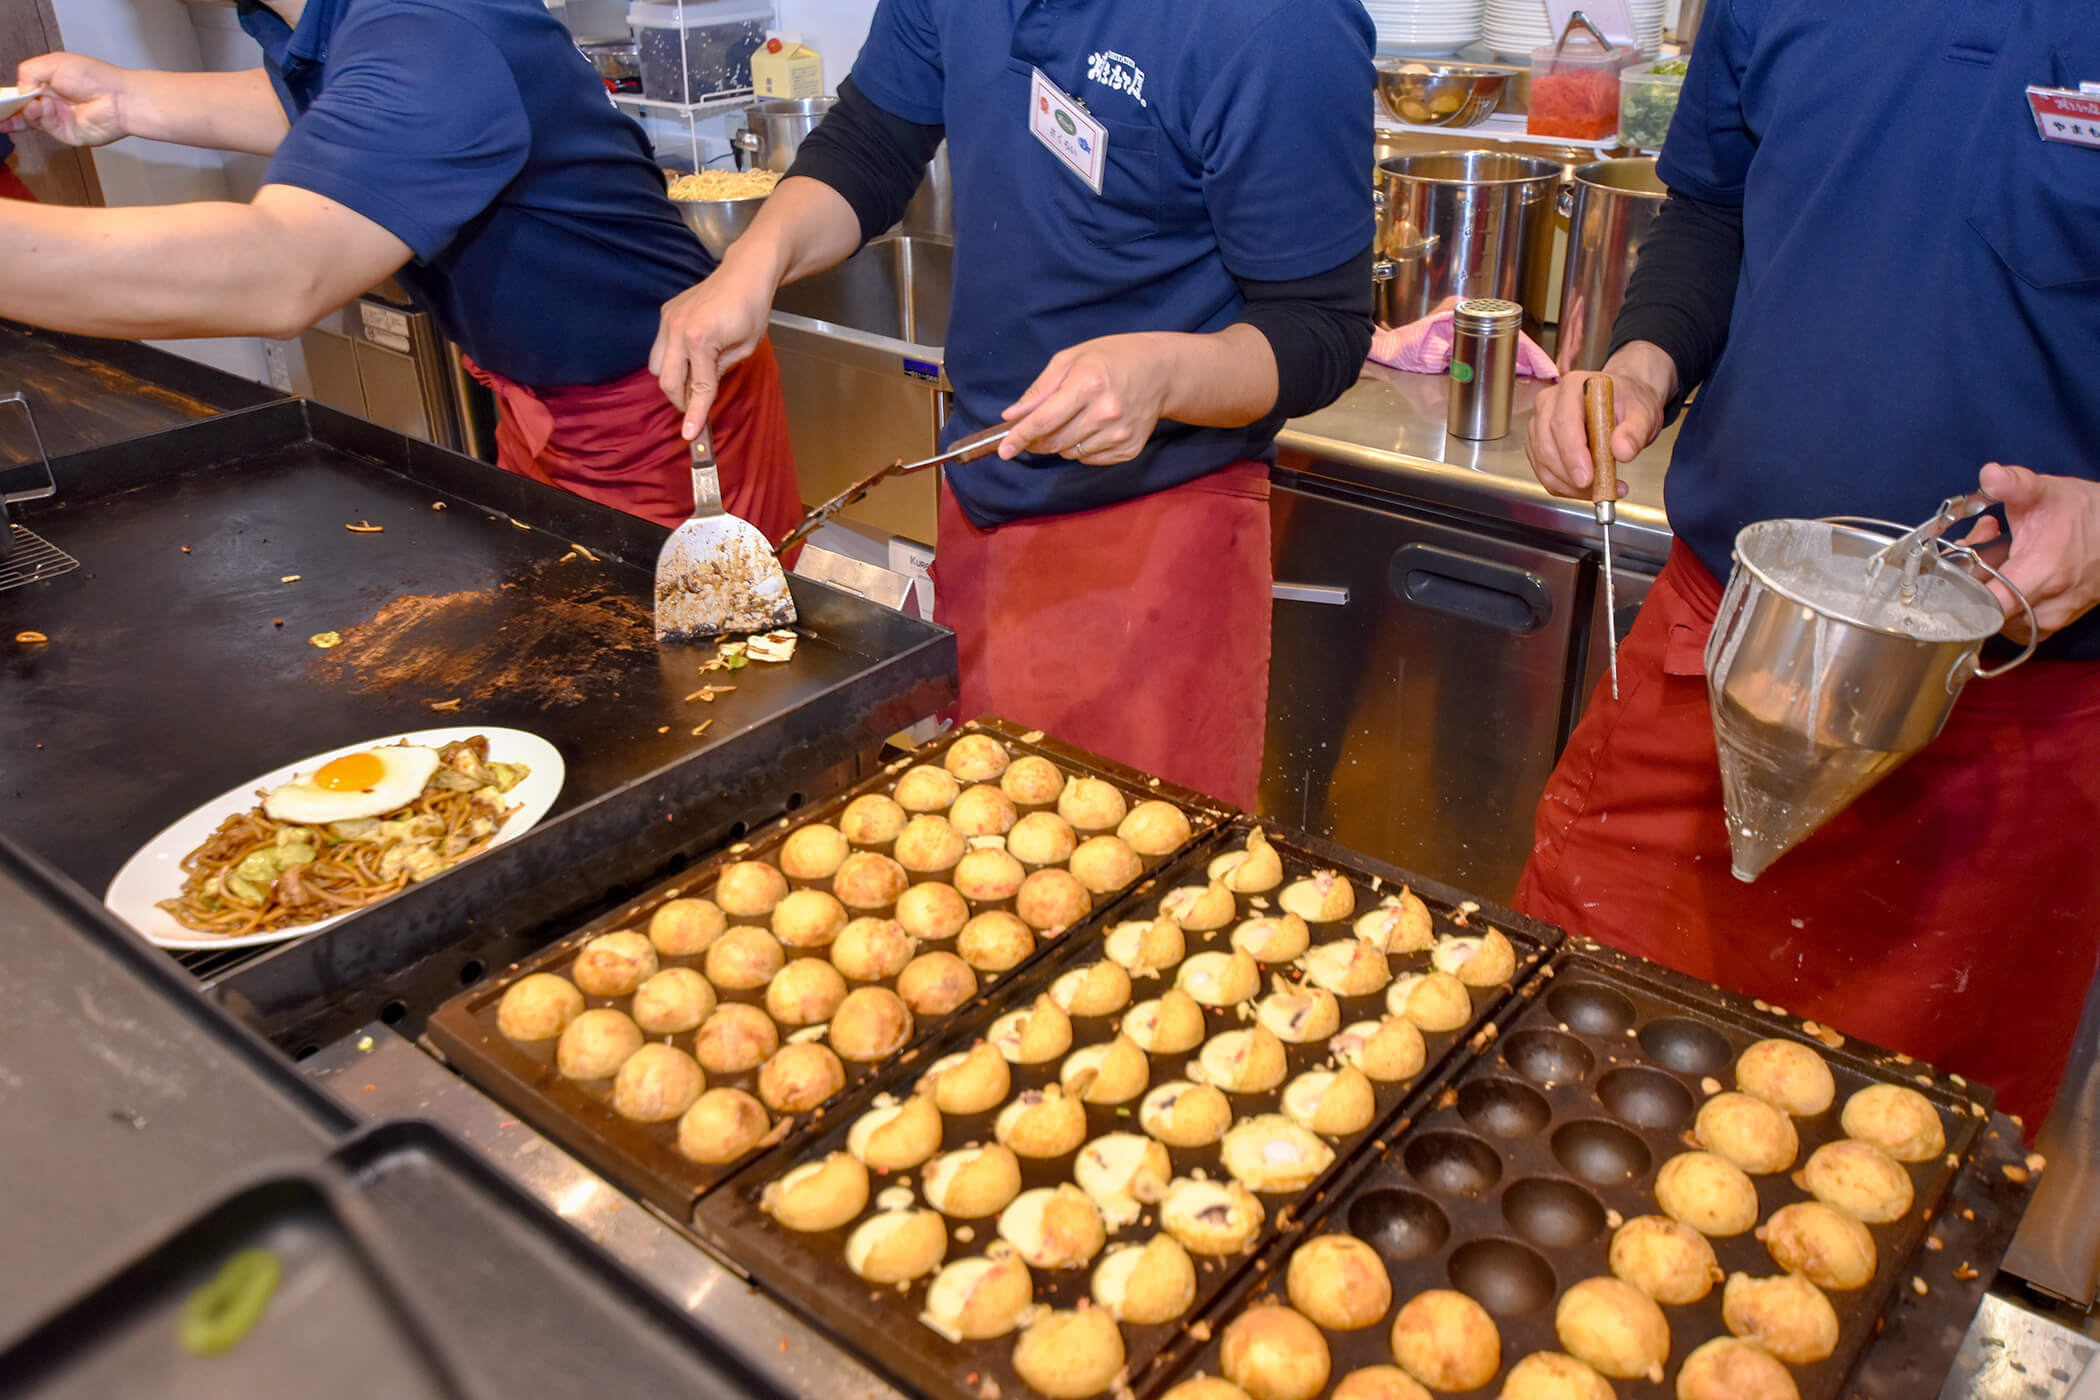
[1370,311,1560,381]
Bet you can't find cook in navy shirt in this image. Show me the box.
[0,0,799,538]
[1515,0,2100,1128]
[651,0,1376,805]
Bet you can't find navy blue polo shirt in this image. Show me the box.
[1660,0,2100,656]
[850,0,1375,527]
[239,0,711,388]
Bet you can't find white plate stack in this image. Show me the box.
[1364,0,1484,57]
[1482,0,1667,59]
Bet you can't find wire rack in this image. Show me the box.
[1,524,79,594]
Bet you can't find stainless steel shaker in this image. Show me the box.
[1447,297,1523,440]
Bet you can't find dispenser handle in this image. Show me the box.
[1944,542,2039,681]
[1582,376,1617,510]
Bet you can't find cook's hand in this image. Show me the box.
[1524,342,1676,499]
[1970,463,2100,644]
[998,334,1172,464]
[650,268,774,440]
[5,53,130,147]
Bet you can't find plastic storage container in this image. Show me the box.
[1528,39,1640,139]
[1617,56,1689,148]
[628,0,773,105]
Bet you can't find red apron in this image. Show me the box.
[1517,539,2100,1130]
[465,336,801,544]
[932,463,1272,810]
[0,165,36,202]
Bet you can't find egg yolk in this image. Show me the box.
[314,751,387,791]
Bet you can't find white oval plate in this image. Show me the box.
[106,726,564,951]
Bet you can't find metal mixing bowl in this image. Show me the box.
[673,194,767,259]
[1376,61,1511,127]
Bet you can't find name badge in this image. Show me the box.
[2027,85,2100,150]
[1029,68,1107,193]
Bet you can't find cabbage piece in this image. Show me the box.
[235,850,282,884]
[329,818,380,841]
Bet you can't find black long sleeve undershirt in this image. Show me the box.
[1607,189,1745,417]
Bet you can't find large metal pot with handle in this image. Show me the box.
[733,97,836,172]
[1374,152,1563,327]
[1554,157,1668,372]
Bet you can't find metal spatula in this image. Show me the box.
[772,424,1011,558]
[654,425,797,643]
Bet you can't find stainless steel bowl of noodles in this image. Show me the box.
[667,167,781,258]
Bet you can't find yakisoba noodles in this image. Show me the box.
[667,168,781,200]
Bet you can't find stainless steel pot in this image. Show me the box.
[1374,152,1563,327]
[733,97,836,172]
[1553,157,1667,372]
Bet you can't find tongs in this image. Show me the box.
[774,424,1010,556]
[1554,9,1616,57]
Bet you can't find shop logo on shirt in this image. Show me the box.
[1085,50,1147,108]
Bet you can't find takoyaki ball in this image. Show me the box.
[1500,1352,1616,1400]
[950,784,1020,838]
[1354,892,1432,954]
[1554,1276,1670,1383]
[1012,1307,1126,1400]
[925,1144,1025,1219]
[1074,1132,1173,1227]
[1696,1091,1801,1175]
[1287,1235,1392,1332]
[1057,777,1128,832]
[832,917,916,982]
[1053,960,1133,1018]
[1107,915,1186,975]
[1123,990,1208,1054]
[923,1246,1034,1342]
[1141,1080,1235,1148]
[1610,1215,1723,1305]
[1161,1381,1253,1400]
[1389,1290,1500,1393]
[758,1041,847,1113]
[996,1085,1090,1158]
[1429,928,1517,988]
[969,896,1056,974]
[1258,985,1342,1044]
[648,897,726,956]
[632,966,717,1035]
[770,887,848,949]
[1199,1027,1290,1095]
[1070,835,1143,895]
[1675,1338,1801,1400]
[1178,949,1261,1007]
[917,1041,1012,1115]
[611,1043,705,1123]
[945,732,1012,782]
[1222,1115,1336,1193]
[839,793,907,845]
[1800,1139,1914,1223]
[1735,1038,1836,1117]
[497,973,584,1041]
[1840,1084,1946,1162]
[1161,1177,1265,1255]
[1721,1273,1839,1365]
[990,994,1073,1064]
[1060,1036,1151,1105]
[1281,1067,1377,1136]
[779,822,850,880]
[847,1208,948,1284]
[1001,755,1067,806]
[1760,1201,1877,1291]
[1017,868,1092,931]
[829,986,914,1062]
[1386,972,1472,1032]
[1119,799,1193,857]
[997,1184,1107,1270]
[1655,1152,1761,1237]
[677,1088,770,1164]
[955,848,1028,903]
[572,930,658,998]
[1007,811,1079,866]
[896,881,970,942]
[1092,1235,1197,1325]
[715,860,789,918]
[765,958,848,1027]
[847,1092,945,1170]
[704,926,784,990]
[833,851,910,910]
[1221,1304,1332,1400]
[1329,1368,1430,1400]
[895,814,967,873]
[761,1151,869,1232]
[1334,1018,1427,1082]
[1232,914,1312,964]
[895,763,961,812]
[556,1008,643,1080]
[1305,940,1391,998]
[1161,880,1237,932]
[1211,828,1284,894]
[897,951,978,1016]
[1278,870,1356,924]
[694,1003,778,1074]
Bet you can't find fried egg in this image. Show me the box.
[263,745,441,823]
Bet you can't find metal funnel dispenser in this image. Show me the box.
[1705,504,2034,881]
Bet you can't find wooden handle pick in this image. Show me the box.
[1583,376,1617,506]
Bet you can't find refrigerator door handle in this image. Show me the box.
[1390,542,1554,635]
[1273,582,1352,605]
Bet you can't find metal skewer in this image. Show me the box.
[1584,377,1620,700]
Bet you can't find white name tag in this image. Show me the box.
[1029,67,1107,194]
[2027,84,2100,150]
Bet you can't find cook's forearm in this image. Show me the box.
[1158,323,1282,429]
[1601,340,1681,409]
[714,175,865,293]
[1608,191,1742,410]
[119,68,290,156]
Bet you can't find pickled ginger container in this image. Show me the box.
[1528,31,1639,140]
